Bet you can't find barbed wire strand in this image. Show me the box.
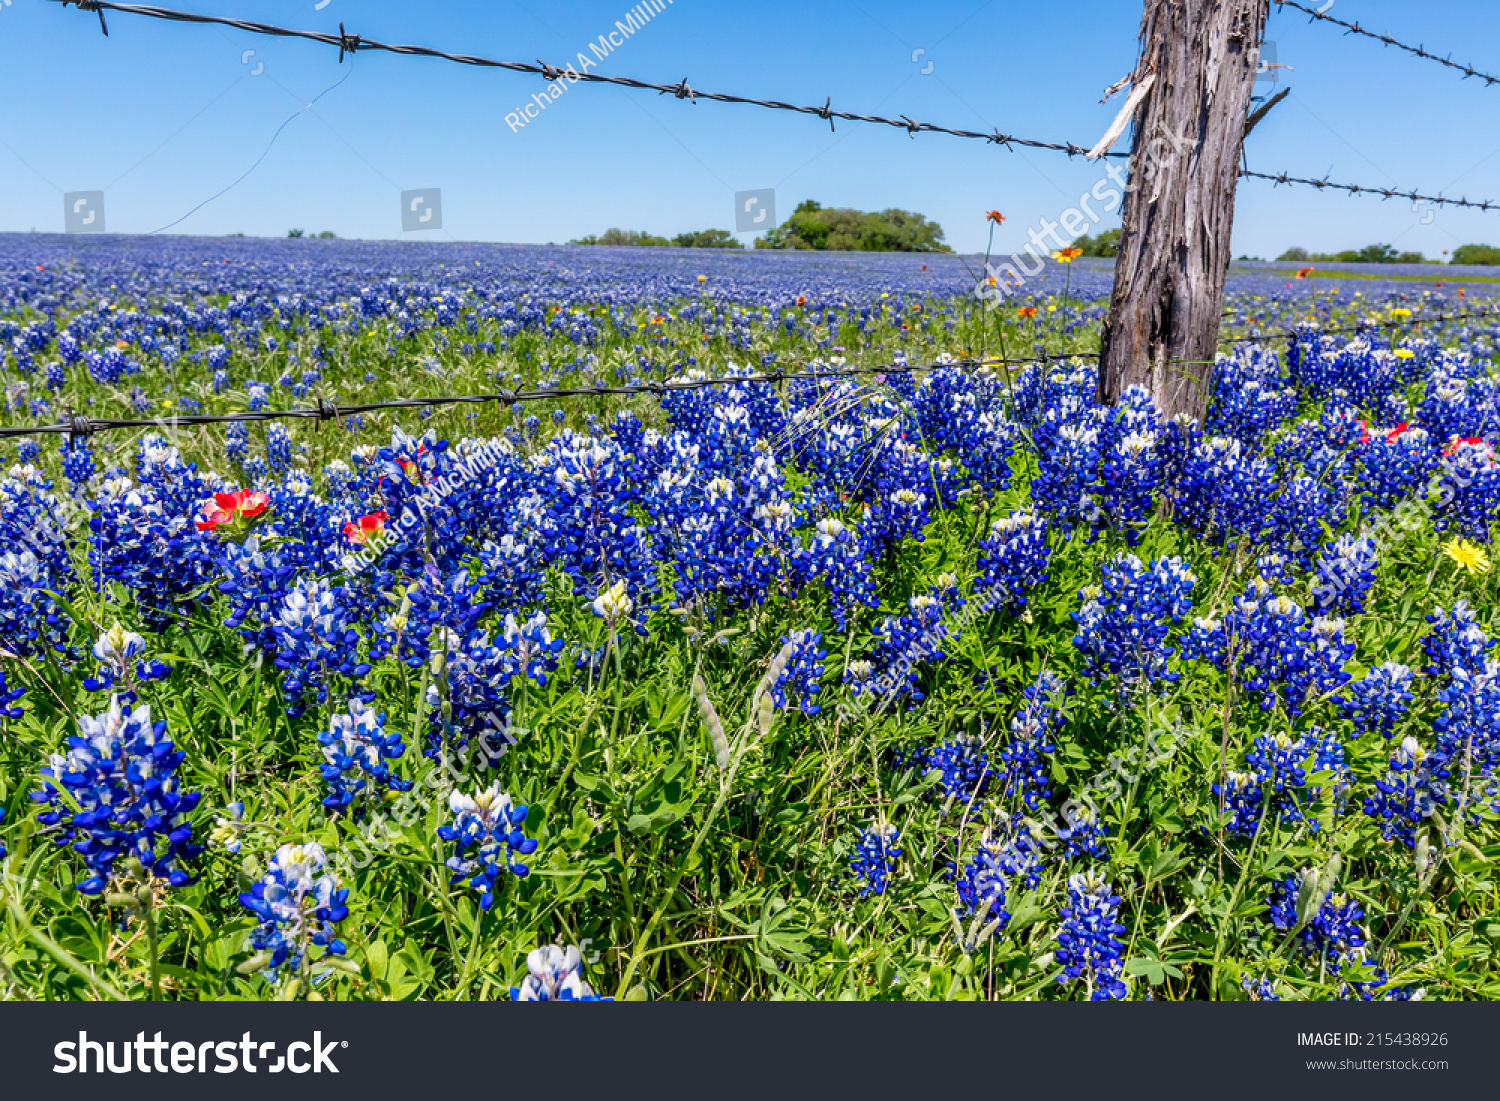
[10,303,1498,442]
[51,1,1500,214]
[1240,168,1500,213]
[51,0,1119,159]
[1274,0,1500,88]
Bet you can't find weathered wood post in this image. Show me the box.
[1095,0,1271,420]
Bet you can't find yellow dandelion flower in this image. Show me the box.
[1394,348,1416,359]
[1443,539,1491,575]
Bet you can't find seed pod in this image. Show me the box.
[1295,866,1327,928]
[693,674,729,770]
[236,951,274,975]
[749,638,798,727]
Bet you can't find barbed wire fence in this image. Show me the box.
[10,0,1497,445]
[46,0,1500,213]
[6,301,1495,443]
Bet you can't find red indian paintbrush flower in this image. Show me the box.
[985,211,1005,225]
[344,511,390,545]
[195,489,270,533]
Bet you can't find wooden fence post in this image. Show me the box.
[1095,0,1271,420]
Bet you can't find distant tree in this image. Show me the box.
[1356,243,1399,264]
[756,199,951,252]
[1074,228,1121,257]
[1452,243,1500,265]
[671,228,744,249]
[226,232,246,238]
[1282,244,1432,264]
[315,230,337,239]
[568,228,670,247]
[287,228,305,238]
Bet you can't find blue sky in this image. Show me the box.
[2,0,1499,256]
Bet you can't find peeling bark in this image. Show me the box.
[1097,0,1271,422]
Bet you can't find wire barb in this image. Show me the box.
[62,0,109,34]
[336,21,359,63]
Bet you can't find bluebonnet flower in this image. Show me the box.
[1423,600,1492,677]
[0,467,75,655]
[33,695,202,895]
[997,672,1070,809]
[1268,868,1367,972]
[849,823,901,897]
[771,630,826,714]
[1268,474,1342,571]
[82,622,171,694]
[317,699,413,815]
[846,592,952,704]
[425,629,520,766]
[88,474,215,632]
[973,510,1051,614]
[60,437,95,493]
[1337,958,1420,1002]
[1071,554,1195,692]
[1363,736,1444,847]
[532,434,656,621]
[1205,347,1296,450]
[952,836,1013,945]
[1430,659,1500,825]
[439,783,538,910]
[1172,434,1278,550]
[239,842,350,981]
[511,945,609,1001]
[1311,534,1378,615]
[225,421,248,469]
[0,668,25,721]
[1242,974,1281,1001]
[1031,409,1104,528]
[798,518,879,631]
[1183,582,1352,719]
[1359,424,1436,512]
[215,535,297,655]
[1213,728,1348,838]
[1095,388,1166,540]
[208,801,247,855]
[272,579,369,717]
[477,534,545,616]
[1436,437,1500,542]
[928,735,991,806]
[1058,804,1109,861]
[1340,663,1415,739]
[1055,872,1128,1001]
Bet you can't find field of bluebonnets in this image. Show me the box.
[1,231,1499,1002]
